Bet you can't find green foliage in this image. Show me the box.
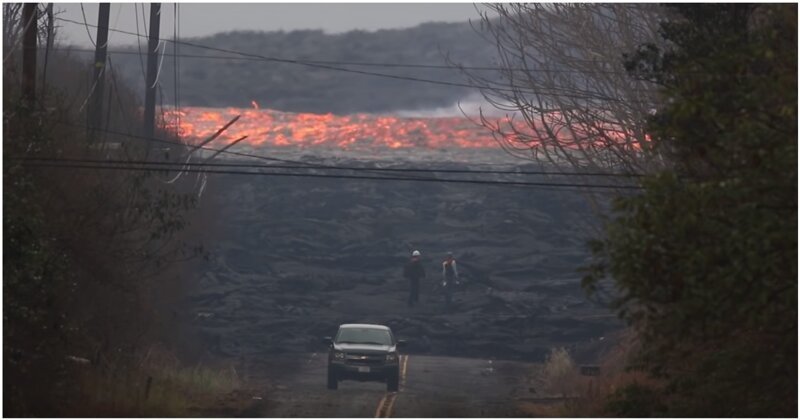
[584,4,797,417]
[3,47,204,415]
[604,382,667,417]
[4,110,74,370]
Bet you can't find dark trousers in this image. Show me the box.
[443,278,456,308]
[408,277,420,306]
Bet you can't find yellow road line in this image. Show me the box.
[375,393,397,418]
[374,394,388,418]
[401,355,409,388]
[384,393,398,417]
[376,355,409,418]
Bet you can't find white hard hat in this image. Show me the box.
[412,250,421,257]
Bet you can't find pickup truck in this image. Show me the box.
[323,323,406,391]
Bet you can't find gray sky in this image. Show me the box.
[54,3,485,48]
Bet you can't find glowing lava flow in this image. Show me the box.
[163,107,499,149]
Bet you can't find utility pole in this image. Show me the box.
[89,3,110,139]
[21,3,37,107]
[41,3,54,95]
[143,3,161,147]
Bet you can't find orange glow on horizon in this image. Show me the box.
[163,106,644,152]
[164,106,500,150]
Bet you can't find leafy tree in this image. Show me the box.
[3,7,206,412]
[583,4,797,416]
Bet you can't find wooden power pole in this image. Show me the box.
[89,3,110,138]
[41,3,54,95]
[21,3,37,107]
[143,3,161,145]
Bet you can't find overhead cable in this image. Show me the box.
[17,158,643,190]
[51,120,645,179]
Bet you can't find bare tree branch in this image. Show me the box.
[460,4,671,178]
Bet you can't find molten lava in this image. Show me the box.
[164,107,499,150]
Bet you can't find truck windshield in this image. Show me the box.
[336,328,393,345]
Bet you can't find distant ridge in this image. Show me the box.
[107,21,498,114]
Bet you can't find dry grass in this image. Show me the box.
[520,332,662,417]
[542,347,581,398]
[68,346,242,416]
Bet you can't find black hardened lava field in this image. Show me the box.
[186,152,623,364]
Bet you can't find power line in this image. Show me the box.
[62,47,639,75]
[51,120,644,180]
[15,158,642,190]
[51,119,426,181]
[133,3,147,81]
[78,4,97,48]
[105,2,124,46]
[64,47,736,77]
[173,3,181,140]
[56,18,658,105]
[54,17,655,104]
[15,155,643,179]
[105,56,137,135]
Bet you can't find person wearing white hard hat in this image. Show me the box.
[403,250,426,307]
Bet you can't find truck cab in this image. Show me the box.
[324,323,406,391]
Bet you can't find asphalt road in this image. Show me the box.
[243,352,546,417]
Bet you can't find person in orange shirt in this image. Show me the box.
[441,252,460,309]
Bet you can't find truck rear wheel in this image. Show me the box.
[327,367,338,390]
[387,370,399,392]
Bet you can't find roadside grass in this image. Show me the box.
[521,333,661,417]
[70,348,242,416]
[542,347,581,398]
[517,347,583,417]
